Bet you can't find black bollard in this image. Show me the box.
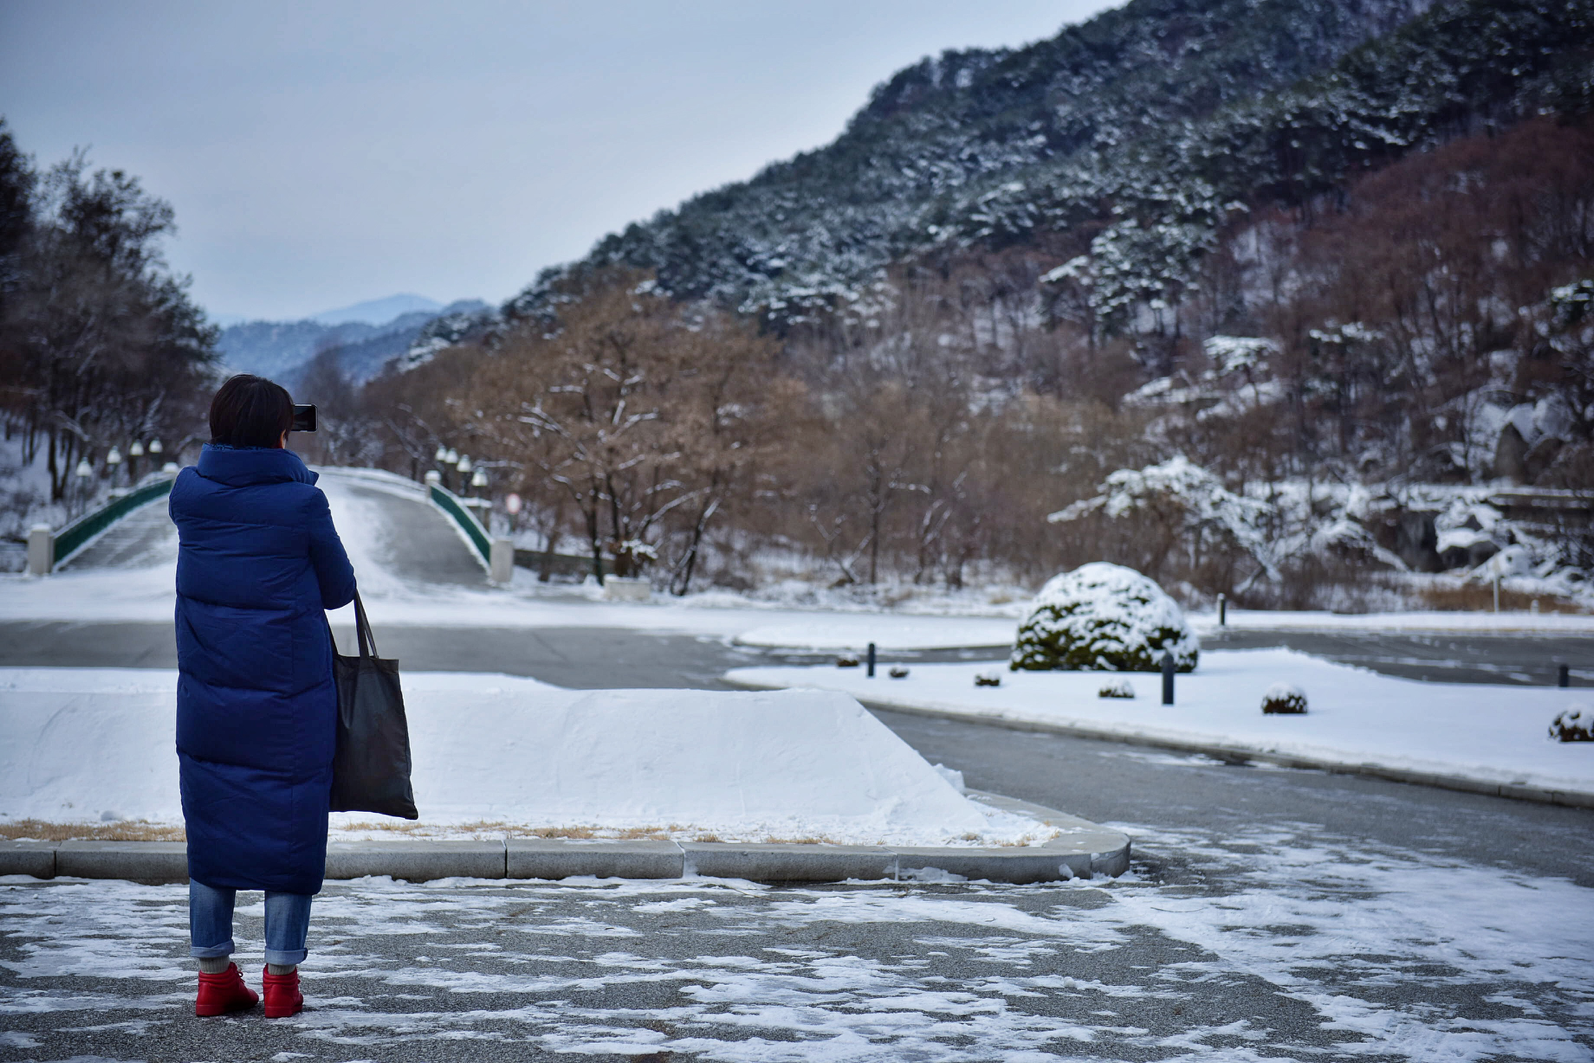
[1560,663,1571,688]
[1161,651,1175,705]
[1218,593,1226,627]
[867,642,876,678]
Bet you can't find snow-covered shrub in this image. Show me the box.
[889,666,910,679]
[836,655,860,668]
[1550,705,1594,742]
[1261,683,1307,714]
[974,670,1003,687]
[1098,678,1136,699]
[1011,563,1199,673]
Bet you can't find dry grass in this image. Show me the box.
[0,819,185,842]
[335,820,691,841]
[1,817,1048,849]
[1413,584,1588,614]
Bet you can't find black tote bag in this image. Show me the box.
[327,593,419,819]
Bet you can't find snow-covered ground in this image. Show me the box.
[0,668,1049,847]
[2,820,1589,1061]
[727,649,1594,799]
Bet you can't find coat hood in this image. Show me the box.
[195,444,318,488]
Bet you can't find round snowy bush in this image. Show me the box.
[1261,683,1307,714]
[1098,678,1136,699]
[1550,704,1594,742]
[1010,563,1199,673]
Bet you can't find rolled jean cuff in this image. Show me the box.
[189,939,234,959]
[263,945,308,966]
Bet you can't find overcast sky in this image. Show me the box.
[1,1,1119,322]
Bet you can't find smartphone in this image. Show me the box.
[292,404,317,432]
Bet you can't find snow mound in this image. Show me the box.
[1261,682,1307,714]
[1011,563,1199,673]
[0,669,1048,847]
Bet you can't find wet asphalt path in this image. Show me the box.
[6,619,1592,689]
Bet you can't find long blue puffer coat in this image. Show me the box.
[170,445,356,895]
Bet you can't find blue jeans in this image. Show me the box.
[188,880,313,967]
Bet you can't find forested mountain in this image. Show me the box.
[499,0,1588,325]
[365,0,1593,605]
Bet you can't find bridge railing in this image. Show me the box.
[425,474,493,568]
[30,474,178,573]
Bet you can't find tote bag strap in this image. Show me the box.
[352,592,379,659]
[324,594,378,659]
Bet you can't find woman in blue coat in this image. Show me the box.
[169,374,356,1018]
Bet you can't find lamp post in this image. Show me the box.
[74,458,93,517]
[106,446,122,490]
[470,466,489,521]
[456,454,472,496]
[129,440,144,482]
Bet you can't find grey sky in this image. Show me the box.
[1,1,1120,322]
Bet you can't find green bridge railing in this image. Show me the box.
[52,476,177,567]
[428,481,492,565]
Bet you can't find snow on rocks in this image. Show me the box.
[0,668,1049,847]
[1099,678,1136,699]
[1261,683,1307,714]
[1011,562,1199,673]
[1550,704,1594,742]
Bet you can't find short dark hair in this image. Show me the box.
[209,374,293,448]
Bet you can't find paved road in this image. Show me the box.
[334,477,488,589]
[5,617,1591,690]
[1203,627,1593,685]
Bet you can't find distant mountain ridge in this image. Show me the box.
[217,298,487,385]
[309,293,442,326]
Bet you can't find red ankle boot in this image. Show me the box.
[262,966,304,1018]
[195,963,257,1016]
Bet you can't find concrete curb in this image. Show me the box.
[721,679,1594,811]
[0,792,1129,886]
